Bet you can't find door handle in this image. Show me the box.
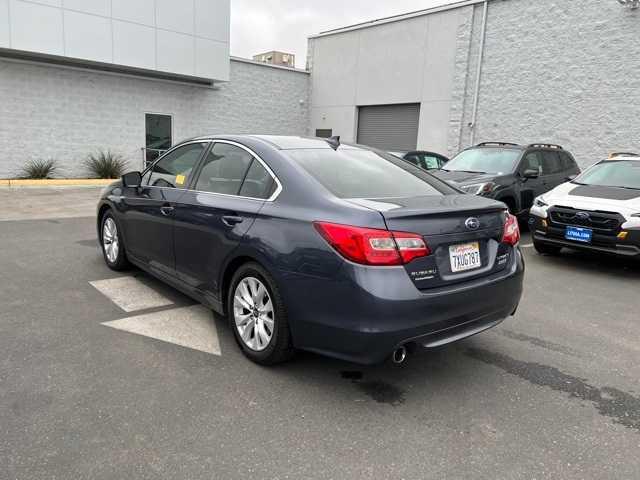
[160,206,175,216]
[222,215,244,227]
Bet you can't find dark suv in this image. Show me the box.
[432,142,581,216]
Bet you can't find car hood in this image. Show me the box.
[431,170,498,185]
[536,181,640,226]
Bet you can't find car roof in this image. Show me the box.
[468,142,565,151]
[471,142,523,149]
[187,134,341,150]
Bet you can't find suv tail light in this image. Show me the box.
[501,214,520,245]
[314,222,430,266]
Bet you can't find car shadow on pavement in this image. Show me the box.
[265,342,479,407]
[259,336,640,433]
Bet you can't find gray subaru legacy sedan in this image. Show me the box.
[97,135,524,365]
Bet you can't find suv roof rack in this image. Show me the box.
[527,143,564,150]
[476,142,520,147]
[608,152,640,159]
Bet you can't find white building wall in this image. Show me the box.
[308,7,463,154]
[0,58,309,177]
[0,0,230,81]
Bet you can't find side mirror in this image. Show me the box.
[122,171,142,188]
[566,174,578,181]
[523,169,540,179]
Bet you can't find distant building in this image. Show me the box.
[253,51,296,68]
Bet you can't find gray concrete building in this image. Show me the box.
[1,0,638,177]
[0,57,309,177]
[308,0,640,168]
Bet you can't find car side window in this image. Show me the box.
[542,151,563,175]
[239,159,276,199]
[521,151,543,174]
[561,152,578,172]
[421,154,441,170]
[146,143,206,188]
[194,143,253,195]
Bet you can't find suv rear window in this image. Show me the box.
[286,149,454,198]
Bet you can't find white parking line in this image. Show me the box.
[102,305,221,355]
[90,276,173,312]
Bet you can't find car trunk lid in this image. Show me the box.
[347,195,513,290]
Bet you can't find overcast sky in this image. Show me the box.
[230,0,453,68]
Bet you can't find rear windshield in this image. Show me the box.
[286,149,454,198]
[574,161,640,190]
[445,148,521,175]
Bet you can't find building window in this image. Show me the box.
[145,113,172,166]
[315,129,333,138]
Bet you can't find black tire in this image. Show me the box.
[100,211,130,271]
[227,262,294,365]
[533,239,562,256]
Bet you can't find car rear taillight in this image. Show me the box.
[501,214,520,246]
[313,222,430,266]
[393,232,431,264]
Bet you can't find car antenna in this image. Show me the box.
[326,136,340,150]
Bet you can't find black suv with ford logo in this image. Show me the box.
[432,142,581,216]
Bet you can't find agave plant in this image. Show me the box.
[84,150,127,179]
[19,159,59,179]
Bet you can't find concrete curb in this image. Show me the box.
[1,179,117,187]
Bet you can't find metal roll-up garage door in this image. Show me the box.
[357,104,420,151]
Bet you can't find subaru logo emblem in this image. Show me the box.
[576,212,590,220]
[465,217,480,230]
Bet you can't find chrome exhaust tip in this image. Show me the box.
[392,346,408,365]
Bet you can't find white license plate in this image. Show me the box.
[449,242,482,273]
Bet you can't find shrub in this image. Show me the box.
[19,159,59,179]
[84,150,127,179]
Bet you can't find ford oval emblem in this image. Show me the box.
[465,217,480,230]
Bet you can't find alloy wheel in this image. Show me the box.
[233,277,275,352]
[103,217,119,264]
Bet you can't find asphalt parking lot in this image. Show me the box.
[1,188,639,479]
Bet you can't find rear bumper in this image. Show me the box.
[530,217,640,257]
[278,247,525,365]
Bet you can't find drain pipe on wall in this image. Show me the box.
[469,0,489,146]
